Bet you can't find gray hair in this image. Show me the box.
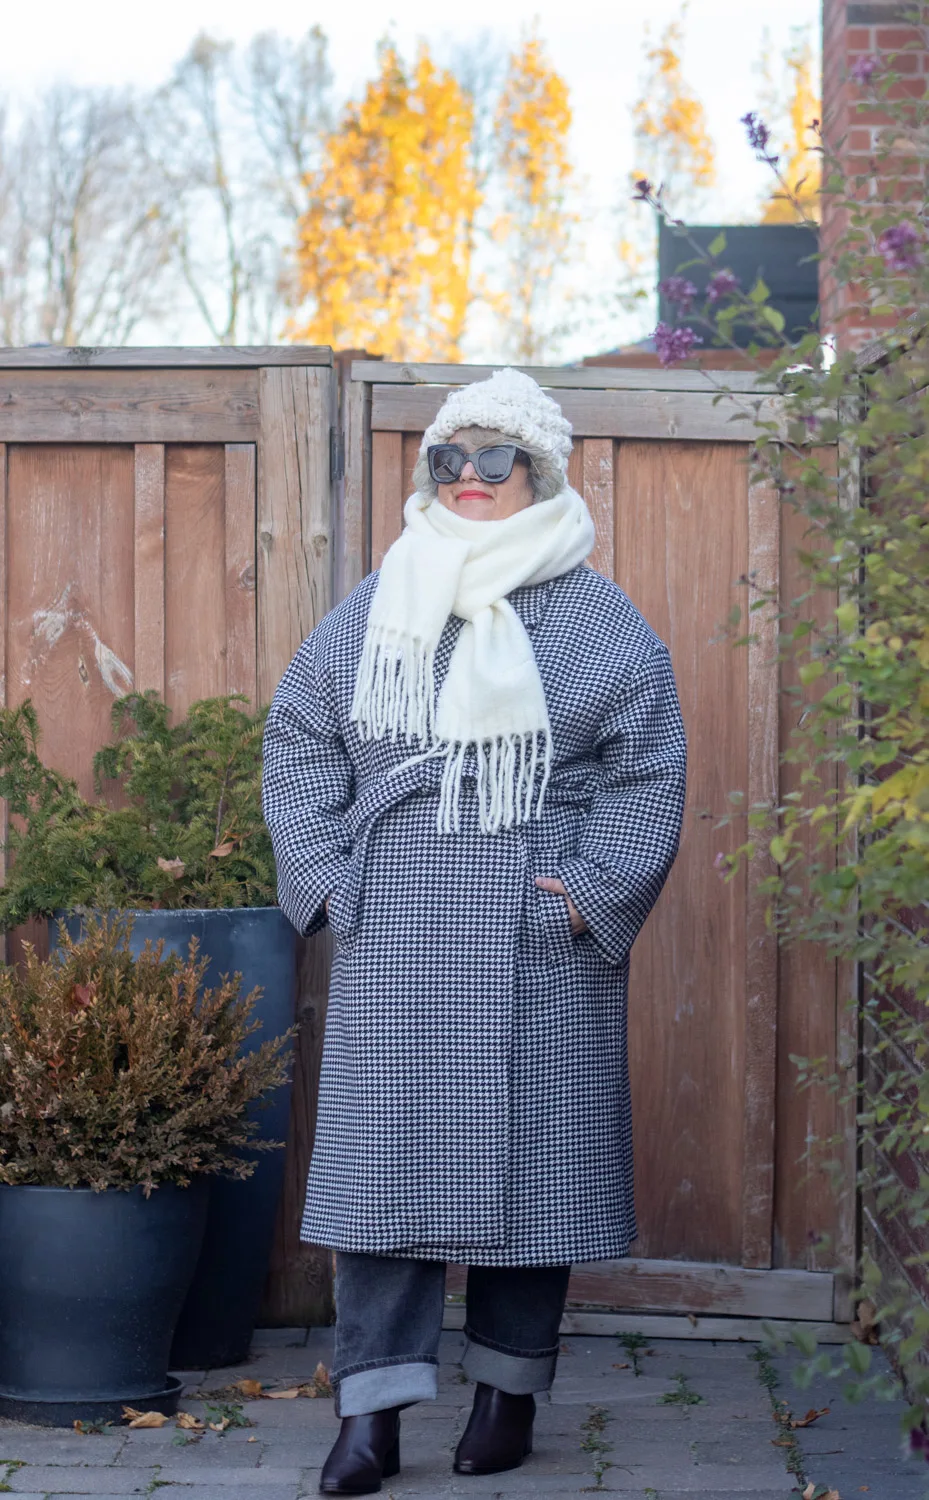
[412,425,565,503]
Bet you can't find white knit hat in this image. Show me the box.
[420,368,574,482]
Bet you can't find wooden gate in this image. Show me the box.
[341,360,856,1335]
[0,346,340,1326]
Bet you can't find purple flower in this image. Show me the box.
[909,1424,929,1460]
[633,177,654,202]
[850,54,881,85]
[653,322,703,367]
[707,268,740,303]
[877,221,923,271]
[741,110,779,164]
[713,852,728,878]
[658,275,698,312]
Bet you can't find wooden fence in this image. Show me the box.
[0,347,340,1325]
[0,350,858,1335]
[343,361,856,1334]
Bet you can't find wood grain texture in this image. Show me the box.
[133,444,165,698]
[371,385,788,442]
[370,431,404,570]
[340,381,370,599]
[0,445,6,964]
[259,930,335,1327]
[447,1258,833,1319]
[255,364,337,1326]
[774,477,842,1275]
[164,447,226,713]
[441,1305,851,1342]
[582,438,615,579]
[741,476,781,1269]
[615,441,749,1264]
[0,371,259,443]
[256,365,335,705]
[353,361,779,393]
[567,439,583,497]
[224,445,258,704]
[0,346,331,369]
[6,446,135,799]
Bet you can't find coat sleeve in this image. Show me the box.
[559,645,687,966]
[261,635,353,939]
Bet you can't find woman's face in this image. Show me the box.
[435,428,534,522]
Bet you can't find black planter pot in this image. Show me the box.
[53,906,297,1370]
[0,1181,208,1426]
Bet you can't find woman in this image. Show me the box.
[262,368,687,1496]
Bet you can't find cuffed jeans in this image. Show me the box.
[332,1253,571,1417]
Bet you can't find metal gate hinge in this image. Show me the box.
[330,427,345,483]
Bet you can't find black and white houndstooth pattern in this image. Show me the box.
[262,563,687,1265]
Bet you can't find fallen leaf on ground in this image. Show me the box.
[176,1412,205,1432]
[791,1406,830,1429]
[771,1437,794,1446]
[850,1298,879,1345]
[687,1312,698,1326]
[266,1388,301,1400]
[122,1407,170,1428]
[247,1435,258,1443]
[802,1487,841,1500]
[233,1379,264,1399]
[156,857,186,879]
[209,1417,230,1433]
[311,1362,334,1397]
[209,840,236,858]
[612,1362,631,1370]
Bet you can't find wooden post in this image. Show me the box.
[133,444,166,698]
[257,362,340,1327]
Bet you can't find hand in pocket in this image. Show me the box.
[534,876,587,935]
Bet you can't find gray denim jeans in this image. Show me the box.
[332,1253,571,1417]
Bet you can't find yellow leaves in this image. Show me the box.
[122,1406,170,1428]
[231,1363,333,1401]
[759,31,821,225]
[176,1411,206,1432]
[291,41,479,360]
[632,14,716,205]
[233,1379,264,1399]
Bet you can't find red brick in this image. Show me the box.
[848,127,873,149]
[876,26,924,47]
[846,27,873,48]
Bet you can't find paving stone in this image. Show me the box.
[0,1436,126,1464]
[251,1328,310,1349]
[156,1465,304,1484]
[7,1467,154,1492]
[155,1488,301,1500]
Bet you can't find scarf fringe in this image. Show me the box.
[429,729,552,835]
[351,628,435,747]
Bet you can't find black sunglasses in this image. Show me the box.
[427,443,531,486]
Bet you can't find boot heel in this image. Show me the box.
[383,1437,400,1479]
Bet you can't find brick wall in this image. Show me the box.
[820,0,928,347]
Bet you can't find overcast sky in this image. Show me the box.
[0,0,822,357]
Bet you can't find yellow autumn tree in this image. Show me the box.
[757,30,822,224]
[290,42,479,359]
[632,4,716,214]
[492,35,576,362]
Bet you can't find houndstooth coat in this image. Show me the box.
[262,563,687,1265]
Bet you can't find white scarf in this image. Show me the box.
[351,487,595,834]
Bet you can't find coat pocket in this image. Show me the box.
[533,847,578,968]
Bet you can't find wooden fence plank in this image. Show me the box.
[370,432,404,571]
[0,371,259,443]
[224,445,258,705]
[371,385,789,441]
[164,448,226,713]
[448,1259,833,1320]
[340,380,370,599]
[582,438,615,580]
[133,445,166,698]
[256,364,337,1328]
[0,347,331,369]
[0,444,6,964]
[256,366,335,705]
[353,361,779,393]
[741,475,781,1269]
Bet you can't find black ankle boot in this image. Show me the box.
[454,1383,535,1475]
[319,1408,401,1495]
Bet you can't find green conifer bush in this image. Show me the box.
[0,692,276,926]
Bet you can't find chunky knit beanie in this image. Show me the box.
[419,368,574,483]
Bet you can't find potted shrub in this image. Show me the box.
[0,693,297,1368]
[0,916,290,1426]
